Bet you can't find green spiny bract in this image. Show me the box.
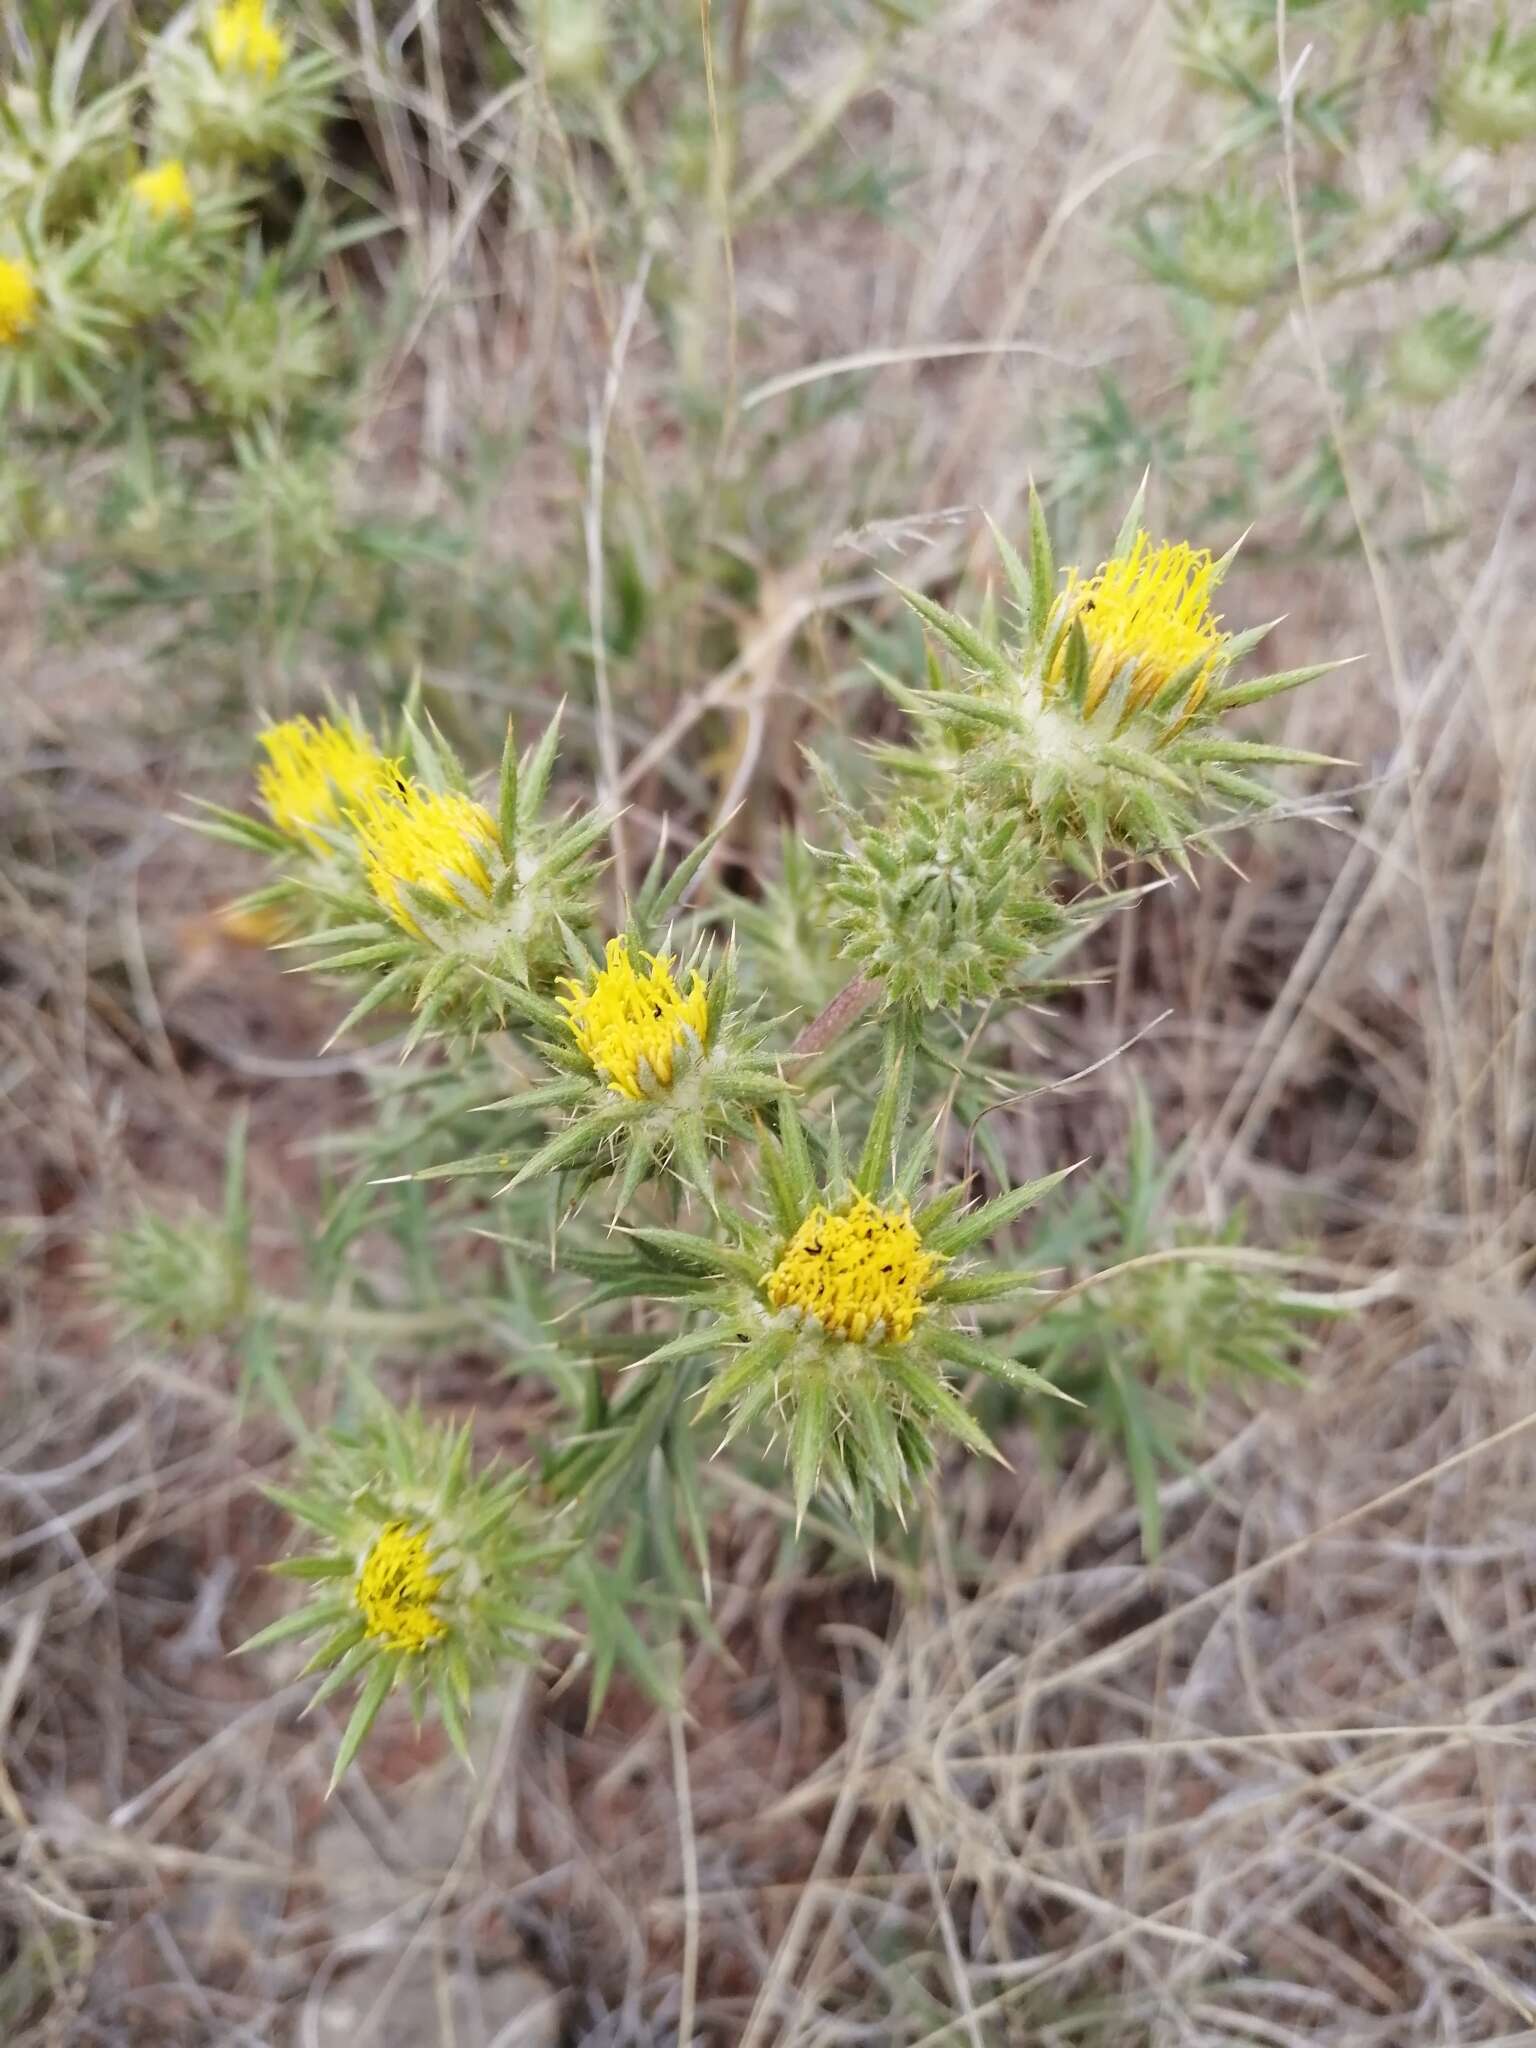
[822,780,1071,1012]
[0,24,137,235]
[875,486,1348,873]
[575,1068,1076,1545]
[1132,182,1290,308]
[96,1204,251,1344]
[245,1399,573,1789]
[1170,0,1275,91]
[1442,22,1536,151]
[724,828,850,1026]
[1387,305,1491,407]
[94,1116,252,1345]
[179,268,336,421]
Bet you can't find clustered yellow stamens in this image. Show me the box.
[1057,531,1228,723]
[350,782,497,936]
[0,257,39,347]
[210,0,288,79]
[132,159,194,223]
[764,1194,942,1345]
[355,1521,448,1653]
[256,716,399,848]
[558,936,709,1101]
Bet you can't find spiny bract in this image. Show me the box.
[823,783,1071,1010]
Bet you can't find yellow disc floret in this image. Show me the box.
[764,1194,942,1345]
[350,781,497,935]
[1057,531,1227,723]
[132,159,194,223]
[558,936,709,1101]
[0,257,39,347]
[355,1521,448,1653]
[256,716,398,849]
[210,0,288,79]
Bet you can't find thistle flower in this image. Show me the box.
[822,784,1072,1011]
[131,158,195,223]
[0,236,120,413]
[150,4,337,166]
[1442,24,1536,151]
[244,1402,572,1788]
[560,937,709,1101]
[257,714,402,849]
[210,0,288,81]
[577,1067,1075,1538]
[1387,305,1490,406]
[0,259,39,346]
[352,783,499,937]
[878,485,1348,870]
[281,712,606,1048]
[444,874,783,1210]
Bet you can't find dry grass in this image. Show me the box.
[4,0,1535,2042]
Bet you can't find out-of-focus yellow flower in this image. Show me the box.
[764,1194,942,1345]
[257,716,399,850]
[1057,532,1228,724]
[131,159,195,222]
[355,1522,449,1653]
[350,781,498,936]
[558,936,709,1101]
[210,0,288,81]
[0,257,39,346]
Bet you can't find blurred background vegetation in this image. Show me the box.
[3,1,1535,2042]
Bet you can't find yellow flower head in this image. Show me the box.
[210,0,288,80]
[1057,531,1228,722]
[350,781,497,936]
[558,936,710,1101]
[355,1521,448,1654]
[256,716,398,849]
[764,1194,943,1345]
[0,257,39,347]
[132,159,194,223]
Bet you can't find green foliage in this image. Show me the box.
[49,0,1388,1795]
[1010,1095,1326,1554]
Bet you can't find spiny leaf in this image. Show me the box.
[328,1659,395,1794]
